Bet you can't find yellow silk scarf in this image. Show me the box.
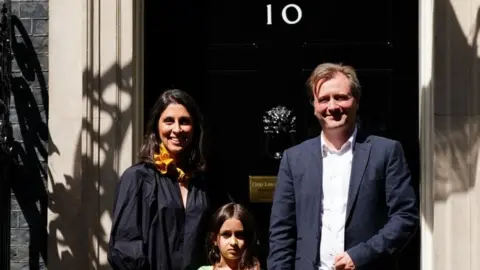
[153,143,191,183]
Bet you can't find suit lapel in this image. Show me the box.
[309,136,323,211]
[309,137,323,258]
[311,137,323,196]
[345,135,371,223]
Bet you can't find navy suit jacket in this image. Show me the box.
[267,131,419,270]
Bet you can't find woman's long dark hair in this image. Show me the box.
[138,88,207,171]
[207,203,259,269]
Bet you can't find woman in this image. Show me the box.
[108,89,229,270]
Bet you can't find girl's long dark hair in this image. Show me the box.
[138,88,207,171]
[207,203,259,269]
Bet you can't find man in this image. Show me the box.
[267,63,419,270]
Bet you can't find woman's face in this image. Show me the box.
[157,103,194,157]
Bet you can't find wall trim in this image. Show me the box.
[133,0,145,160]
[419,0,434,269]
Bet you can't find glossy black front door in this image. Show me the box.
[145,1,419,268]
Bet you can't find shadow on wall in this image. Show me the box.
[433,0,480,203]
[47,59,133,270]
[9,14,51,269]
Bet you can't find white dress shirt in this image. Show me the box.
[319,128,357,270]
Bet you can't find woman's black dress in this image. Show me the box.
[107,162,229,270]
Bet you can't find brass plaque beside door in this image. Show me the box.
[249,176,277,203]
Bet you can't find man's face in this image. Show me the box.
[313,72,358,132]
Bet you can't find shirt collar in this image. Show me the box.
[320,126,357,157]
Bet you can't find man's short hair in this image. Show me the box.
[306,62,361,102]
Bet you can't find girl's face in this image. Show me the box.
[157,103,194,157]
[215,218,245,263]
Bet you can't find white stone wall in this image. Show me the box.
[48,1,143,269]
[431,0,480,269]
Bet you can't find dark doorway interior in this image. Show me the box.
[145,1,419,268]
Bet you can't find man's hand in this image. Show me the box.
[334,252,356,270]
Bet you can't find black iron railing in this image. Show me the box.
[0,1,12,269]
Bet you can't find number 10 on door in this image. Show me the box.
[266,4,303,25]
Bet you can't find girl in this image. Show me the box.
[199,203,260,270]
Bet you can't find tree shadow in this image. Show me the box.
[433,0,480,202]
[47,58,133,269]
[8,14,51,269]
